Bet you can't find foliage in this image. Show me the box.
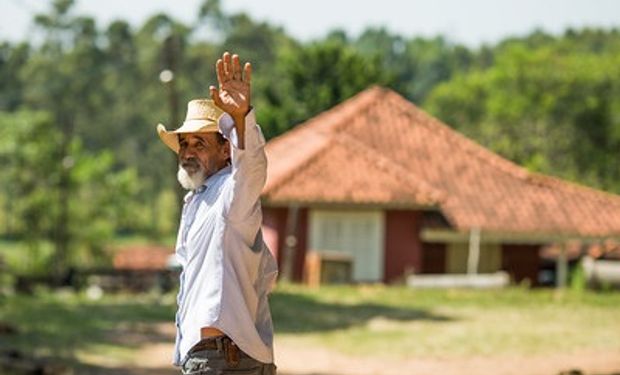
[263,39,389,138]
[354,28,476,103]
[1,286,619,365]
[425,34,620,192]
[0,110,141,274]
[0,290,175,368]
[1,0,620,275]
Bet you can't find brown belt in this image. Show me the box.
[188,336,247,367]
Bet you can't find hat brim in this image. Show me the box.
[157,119,219,153]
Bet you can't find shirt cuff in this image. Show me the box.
[218,109,264,150]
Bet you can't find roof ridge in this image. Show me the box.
[383,90,620,205]
[264,86,385,194]
[267,86,384,144]
[383,90,532,182]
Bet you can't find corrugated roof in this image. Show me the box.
[263,86,620,237]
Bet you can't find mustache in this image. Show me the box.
[180,158,200,169]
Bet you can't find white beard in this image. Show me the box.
[177,165,207,191]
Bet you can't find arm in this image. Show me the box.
[218,109,267,221]
[210,52,266,222]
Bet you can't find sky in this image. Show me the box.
[2,0,620,46]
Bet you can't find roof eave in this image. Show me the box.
[421,228,620,245]
[261,197,440,211]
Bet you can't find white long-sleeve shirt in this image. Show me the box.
[172,109,278,366]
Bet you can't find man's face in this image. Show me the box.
[177,133,230,190]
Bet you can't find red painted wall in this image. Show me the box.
[262,207,287,266]
[383,210,423,283]
[265,207,541,286]
[261,206,308,282]
[501,244,541,285]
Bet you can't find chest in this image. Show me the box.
[177,181,229,259]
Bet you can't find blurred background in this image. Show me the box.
[1,0,620,374]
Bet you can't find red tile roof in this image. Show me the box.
[263,86,620,237]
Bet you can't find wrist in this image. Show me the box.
[232,114,246,127]
[233,108,250,126]
[234,106,251,118]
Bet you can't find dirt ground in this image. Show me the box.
[274,340,620,375]
[82,322,620,375]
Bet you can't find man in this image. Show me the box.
[157,52,278,375]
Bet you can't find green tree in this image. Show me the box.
[0,42,30,111]
[0,110,141,276]
[268,40,388,137]
[425,35,620,193]
[354,29,474,103]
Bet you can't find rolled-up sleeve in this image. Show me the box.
[218,109,267,224]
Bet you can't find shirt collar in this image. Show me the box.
[208,164,231,183]
[183,165,232,203]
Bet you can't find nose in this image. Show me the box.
[179,147,195,161]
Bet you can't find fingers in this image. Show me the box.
[218,51,250,81]
[232,54,241,80]
[209,85,224,107]
[216,59,225,85]
[223,52,232,79]
[216,52,233,84]
[243,62,252,83]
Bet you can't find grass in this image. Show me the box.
[0,290,176,371]
[271,284,620,359]
[1,284,619,368]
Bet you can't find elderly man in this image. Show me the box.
[157,52,278,375]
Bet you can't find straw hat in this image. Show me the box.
[157,99,225,153]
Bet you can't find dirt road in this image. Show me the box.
[85,323,620,375]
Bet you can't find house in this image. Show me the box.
[260,86,620,286]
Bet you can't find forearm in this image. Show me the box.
[232,114,246,150]
[218,109,267,222]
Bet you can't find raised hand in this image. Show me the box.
[209,52,252,120]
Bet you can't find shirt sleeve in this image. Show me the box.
[218,109,267,224]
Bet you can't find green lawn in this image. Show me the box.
[272,284,620,358]
[1,284,619,367]
[0,291,175,368]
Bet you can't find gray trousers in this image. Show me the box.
[180,340,276,375]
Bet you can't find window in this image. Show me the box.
[309,210,384,282]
